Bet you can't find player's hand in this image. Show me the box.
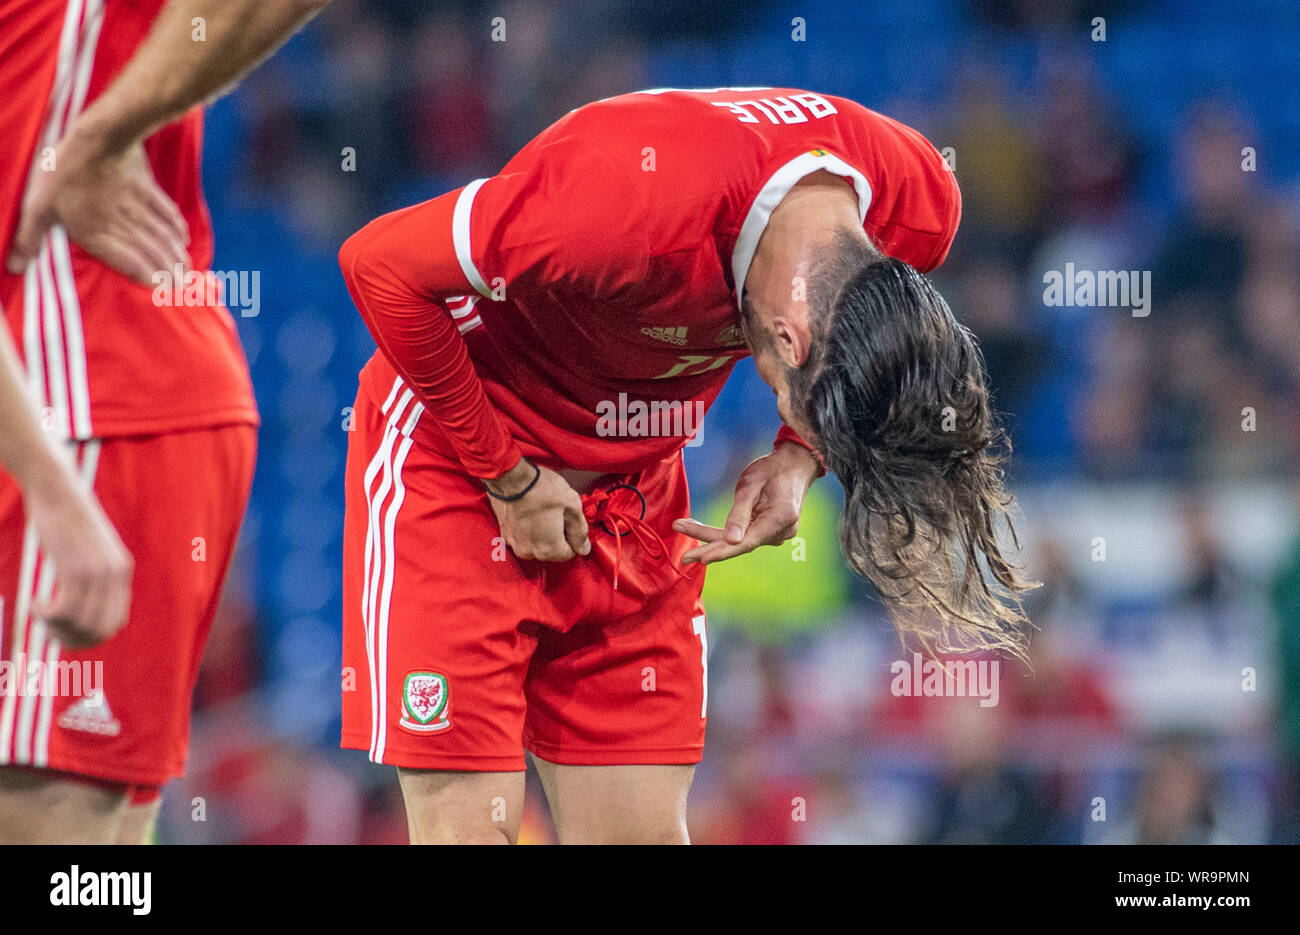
[486,458,592,562]
[24,468,134,650]
[6,131,189,286]
[673,441,819,566]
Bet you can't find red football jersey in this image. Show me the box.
[343,87,960,477]
[0,0,257,440]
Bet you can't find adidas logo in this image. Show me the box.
[58,690,121,737]
[641,325,688,346]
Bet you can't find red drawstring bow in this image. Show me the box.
[582,485,683,591]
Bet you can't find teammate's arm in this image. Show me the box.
[7,0,332,283]
[340,196,591,560]
[0,329,131,648]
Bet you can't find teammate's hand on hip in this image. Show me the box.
[673,441,819,566]
[6,129,189,285]
[25,465,134,650]
[486,458,591,562]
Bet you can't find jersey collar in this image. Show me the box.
[730,150,873,310]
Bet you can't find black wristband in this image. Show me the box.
[483,461,541,502]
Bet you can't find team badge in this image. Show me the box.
[400,671,452,733]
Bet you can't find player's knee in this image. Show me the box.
[560,825,688,845]
[0,769,128,844]
[411,819,517,845]
[397,768,523,845]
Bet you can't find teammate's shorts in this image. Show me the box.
[0,425,257,787]
[341,380,709,772]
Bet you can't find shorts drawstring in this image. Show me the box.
[582,483,682,591]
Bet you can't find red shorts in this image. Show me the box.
[341,380,709,772]
[0,426,256,787]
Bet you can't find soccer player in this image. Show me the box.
[0,0,329,844]
[340,87,1036,844]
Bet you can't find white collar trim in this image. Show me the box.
[730,150,873,310]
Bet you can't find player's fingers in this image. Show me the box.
[672,518,726,542]
[683,540,733,565]
[683,536,744,563]
[722,481,763,543]
[117,213,182,280]
[563,506,591,557]
[6,202,53,274]
[534,539,576,562]
[532,513,575,562]
[143,178,190,249]
[72,578,111,647]
[682,542,714,564]
[745,508,797,547]
[690,513,789,566]
[91,232,156,285]
[36,581,93,648]
[131,202,188,272]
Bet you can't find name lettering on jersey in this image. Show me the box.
[711,93,837,126]
[641,325,688,346]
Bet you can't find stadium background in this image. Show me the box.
[159,0,1300,843]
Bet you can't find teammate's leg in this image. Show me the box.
[0,428,254,843]
[0,768,128,844]
[532,758,694,844]
[397,768,525,844]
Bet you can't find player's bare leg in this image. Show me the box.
[0,767,128,844]
[397,767,525,844]
[532,757,694,844]
[116,799,162,845]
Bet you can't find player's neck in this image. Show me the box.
[747,172,865,320]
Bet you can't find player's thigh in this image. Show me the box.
[116,798,162,845]
[0,767,127,844]
[532,756,694,844]
[397,767,526,844]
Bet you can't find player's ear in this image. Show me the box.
[771,315,811,368]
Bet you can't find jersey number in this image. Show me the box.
[653,353,740,380]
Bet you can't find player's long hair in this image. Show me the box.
[785,234,1038,662]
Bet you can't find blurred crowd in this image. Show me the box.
[159,0,1300,843]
